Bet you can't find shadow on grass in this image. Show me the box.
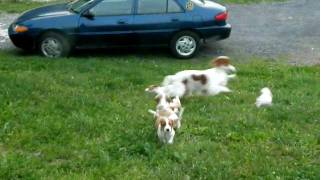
[8,46,174,59]
[5,44,217,64]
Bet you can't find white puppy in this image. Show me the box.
[147,56,236,98]
[256,87,273,107]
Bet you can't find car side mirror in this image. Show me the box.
[82,10,94,19]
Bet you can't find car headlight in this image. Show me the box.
[14,25,28,33]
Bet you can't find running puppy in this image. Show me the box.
[256,87,273,108]
[146,56,236,98]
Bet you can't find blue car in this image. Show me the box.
[9,0,231,58]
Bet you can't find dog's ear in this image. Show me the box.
[160,119,166,127]
[169,120,175,127]
[156,118,166,128]
[212,56,230,67]
[155,119,160,128]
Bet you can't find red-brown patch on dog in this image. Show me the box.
[212,56,230,67]
[182,79,189,96]
[169,120,174,127]
[160,119,166,127]
[191,74,207,85]
[156,118,166,128]
[182,79,188,85]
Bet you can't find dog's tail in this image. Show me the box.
[148,109,158,118]
[145,85,158,92]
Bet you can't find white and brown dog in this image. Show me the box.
[146,56,236,98]
[155,116,175,144]
[148,94,183,129]
[148,94,184,144]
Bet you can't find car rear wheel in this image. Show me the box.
[170,31,200,59]
[39,32,71,58]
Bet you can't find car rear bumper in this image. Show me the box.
[197,24,231,41]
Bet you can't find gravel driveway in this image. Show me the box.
[0,13,17,50]
[202,0,320,65]
[1,0,319,65]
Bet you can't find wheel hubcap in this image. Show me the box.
[41,38,62,58]
[176,36,196,56]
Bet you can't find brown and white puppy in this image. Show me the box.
[155,115,176,144]
[148,94,183,129]
[148,108,176,144]
[146,56,236,98]
[147,93,184,144]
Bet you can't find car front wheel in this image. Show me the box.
[39,32,71,58]
[170,31,200,59]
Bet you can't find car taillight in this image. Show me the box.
[215,11,228,22]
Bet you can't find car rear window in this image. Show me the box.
[168,0,183,13]
[138,0,183,14]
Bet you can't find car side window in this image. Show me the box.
[138,0,167,14]
[168,0,183,13]
[91,0,133,16]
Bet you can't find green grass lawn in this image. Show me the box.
[0,0,287,13]
[0,0,64,13]
[0,50,319,179]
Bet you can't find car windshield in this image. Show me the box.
[67,0,95,13]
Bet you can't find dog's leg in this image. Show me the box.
[176,107,184,129]
[168,130,175,144]
[208,85,232,95]
[216,86,232,93]
[178,107,184,120]
[175,119,181,129]
[157,128,165,144]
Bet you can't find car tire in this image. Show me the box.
[170,31,200,59]
[38,32,71,58]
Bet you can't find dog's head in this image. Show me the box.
[212,56,236,73]
[261,87,272,96]
[158,117,174,133]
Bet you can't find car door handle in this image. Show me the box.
[117,20,128,25]
[171,18,179,22]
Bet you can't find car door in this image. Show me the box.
[133,0,186,45]
[77,0,135,48]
